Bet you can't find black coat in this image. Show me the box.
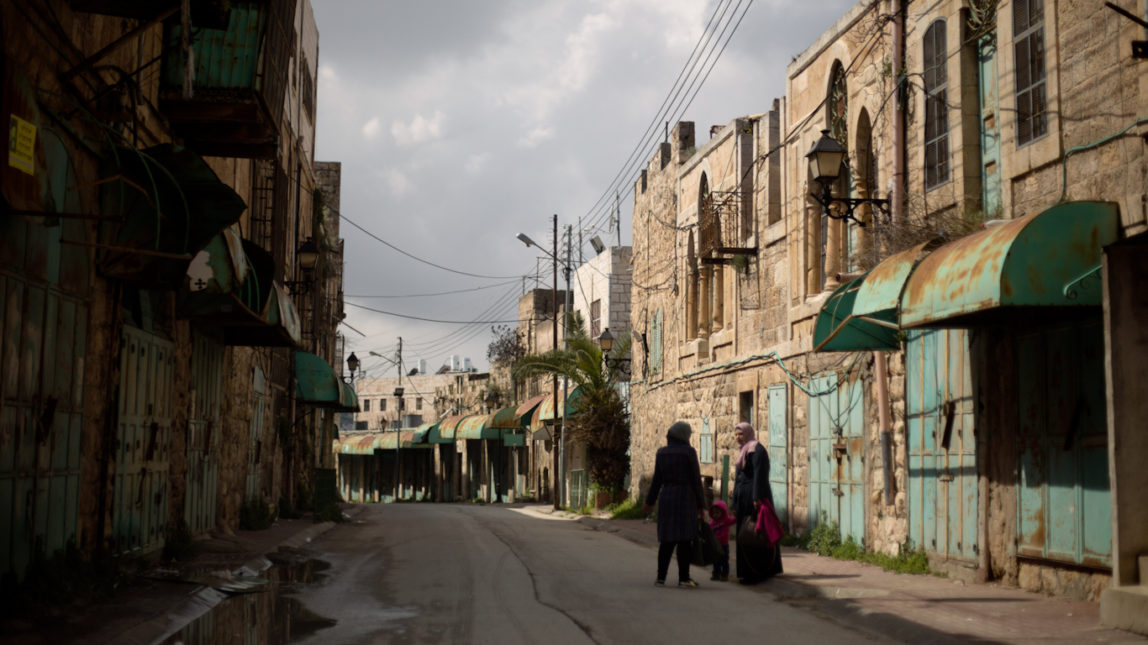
[644,438,705,543]
[732,443,774,521]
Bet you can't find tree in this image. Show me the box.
[487,324,526,368]
[513,313,631,498]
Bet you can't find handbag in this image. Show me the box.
[691,519,721,566]
[737,514,769,549]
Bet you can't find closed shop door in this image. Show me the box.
[808,373,865,543]
[185,332,223,534]
[1017,321,1110,568]
[246,367,267,501]
[0,282,88,575]
[113,326,174,554]
[906,329,978,561]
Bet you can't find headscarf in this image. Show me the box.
[735,421,759,470]
[666,421,692,443]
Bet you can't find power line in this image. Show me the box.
[339,209,521,280]
[345,278,519,299]
[344,299,525,325]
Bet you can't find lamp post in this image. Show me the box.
[597,328,631,374]
[517,215,565,510]
[393,385,404,501]
[805,129,890,226]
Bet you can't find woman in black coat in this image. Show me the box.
[643,421,706,587]
[732,421,783,584]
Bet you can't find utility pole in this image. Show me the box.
[551,214,560,510]
[561,224,573,508]
[395,337,402,501]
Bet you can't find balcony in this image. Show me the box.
[158,0,294,158]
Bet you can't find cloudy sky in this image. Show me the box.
[312,0,856,377]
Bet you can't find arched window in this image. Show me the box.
[697,173,723,336]
[819,62,849,291]
[924,19,950,188]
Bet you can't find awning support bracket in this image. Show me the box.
[1063,264,1102,300]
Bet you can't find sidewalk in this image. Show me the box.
[575,512,1146,644]
[0,505,367,645]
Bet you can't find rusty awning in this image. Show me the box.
[813,240,938,352]
[900,201,1119,328]
[339,433,382,455]
[429,415,471,444]
[377,428,432,450]
[456,414,501,441]
[530,386,583,431]
[97,143,247,286]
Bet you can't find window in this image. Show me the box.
[649,309,663,376]
[699,418,714,464]
[380,399,387,411]
[363,399,371,412]
[590,299,601,340]
[924,20,950,188]
[416,397,423,410]
[739,391,754,428]
[354,421,368,431]
[1013,0,1047,145]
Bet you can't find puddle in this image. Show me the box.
[161,550,336,644]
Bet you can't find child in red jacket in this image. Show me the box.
[709,500,737,581]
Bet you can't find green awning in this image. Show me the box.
[180,232,301,347]
[813,240,936,352]
[900,201,1119,328]
[456,414,502,440]
[530,386,584,430]
[98,143,247,286]
[429,415,470,444]
[378,428,433,450]
[295,351,358,411]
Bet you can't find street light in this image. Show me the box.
[598,328,631,373]
[394,385,404,501]
[517,215,565,510]
[805,129,890,227]
[285,238,322,295]
[346,352,359,382]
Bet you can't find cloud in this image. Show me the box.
[382,168,412,197]
[517,126,553,149]
[391,110,445,146]
[361,117,381,139]
[464,152,491,175]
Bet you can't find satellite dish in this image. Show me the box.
[590,236,606,254]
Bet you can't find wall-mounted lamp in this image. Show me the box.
[590,235,606,254]
[805,129,890,227]
[346,352,359,383]
[286,238,321,295]
[598,328,631,372]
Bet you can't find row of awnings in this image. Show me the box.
[813,201,1119,352]
[335,387,586,454]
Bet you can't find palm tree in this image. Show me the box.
[513,313,631,500]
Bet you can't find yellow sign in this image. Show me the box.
[8,114,36,176]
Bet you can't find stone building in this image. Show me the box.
[0,0,349,585]
[630,0,1148,614]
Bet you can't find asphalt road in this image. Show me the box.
[290,503,877,644]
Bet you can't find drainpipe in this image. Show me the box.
[892,0,906,227]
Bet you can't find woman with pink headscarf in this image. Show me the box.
[731,421,782,583]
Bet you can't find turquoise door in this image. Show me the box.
[113,326,174,554]
[767,384,788,525]
[906,329,978,560]
[808,374,865,543]
[1017,321,1111,567]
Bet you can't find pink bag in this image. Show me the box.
[755,500,785,545]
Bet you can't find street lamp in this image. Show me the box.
[346,352,359,382]
[805,129,890,227]
[597,328,631,373]
[394,385,404,501]
[285,238,322,295]
[517,215,565,510]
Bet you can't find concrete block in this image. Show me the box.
[1101,586,1148,636]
